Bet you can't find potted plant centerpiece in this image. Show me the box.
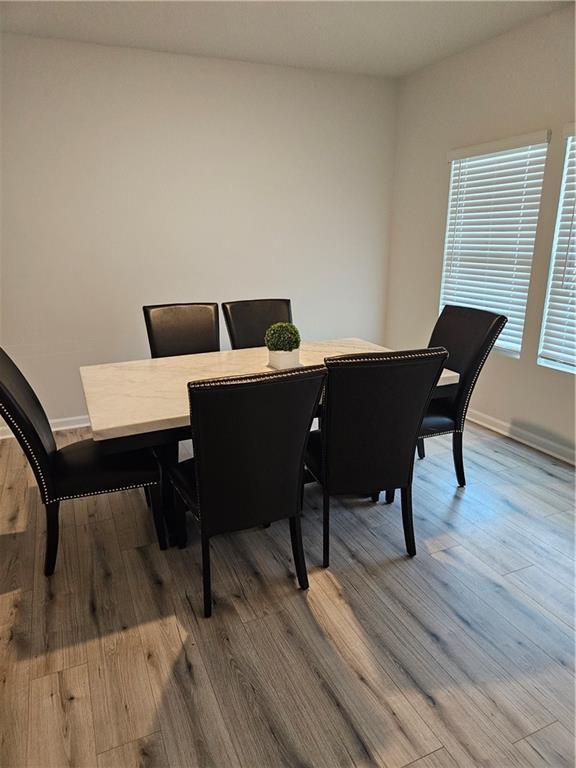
[265,322,301,370]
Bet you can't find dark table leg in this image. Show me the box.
[155,442,187,548]
[95,427,190,548]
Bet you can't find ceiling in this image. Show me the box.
[0,1,569,78]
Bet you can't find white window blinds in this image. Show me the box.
[440,134,549,355]
[538,134,576,373]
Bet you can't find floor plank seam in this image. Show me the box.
[501,564,536,576]
[511,720,561,744]
[400,745,452,767]
[94,729,161,757]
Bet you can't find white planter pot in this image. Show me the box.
[267,348,300,370]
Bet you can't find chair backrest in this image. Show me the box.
[188,366,325,537]
[322,348,448,494]
[143,303,219,358]
[0,348,57,503]
[222,299,292,349]
[428,305,507,429]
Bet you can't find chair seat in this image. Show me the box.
[420,399,456,437]
[305,429,323,481]
[51,439,160,501]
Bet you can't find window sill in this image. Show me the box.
[494,346,520,360]
[537,357,575,375]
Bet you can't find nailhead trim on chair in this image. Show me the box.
[52,480,159,503]
[0,401,51,503]
[457,319,508,430]
[326,350,446,365]
[420,429,460,439]
[188,365,327,390]
[0,401,160,504]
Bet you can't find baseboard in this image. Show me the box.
[467,408,575,465]
[0,414,90,440]
[2,408,573,466]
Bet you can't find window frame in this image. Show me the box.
[537,129,576,375]
[440,130,550,358]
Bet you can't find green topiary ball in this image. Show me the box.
[264,322,301,351]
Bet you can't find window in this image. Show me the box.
[538,132,576,373]
[440,131,549,355]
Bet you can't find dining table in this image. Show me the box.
[80,338,459,451]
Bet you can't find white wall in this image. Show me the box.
[387,7,575,462]
[2,15,574,461]
[0,33,396,422]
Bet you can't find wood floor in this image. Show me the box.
[0,424,573,768]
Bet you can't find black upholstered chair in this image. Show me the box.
[417,305,507,487]
[167,366,325,617]
[0,348,163,576]
[143,303,219,358]
[305,348,448,567]
[222,299,292,349]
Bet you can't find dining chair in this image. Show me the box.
[0,348,164,576]
[305,348,448,567]
[167,366,326,617]
[143,302,220,358]
[416,305,507,487]
[222,298,292,349]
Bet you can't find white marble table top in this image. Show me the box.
[80,338,459,441]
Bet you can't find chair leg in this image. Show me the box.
[401,486,416,557]
[417,438,425,459]
[385,489,395,504]
[44,502,60,576]
[201,533,212,618]
[453,431,466,487]
[322,488,330,568]
[371,492,380,503]
[289,516,309,590]
[148,484,167,550]
[144,486,152,508]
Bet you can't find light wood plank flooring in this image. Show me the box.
[0,424,573,767]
